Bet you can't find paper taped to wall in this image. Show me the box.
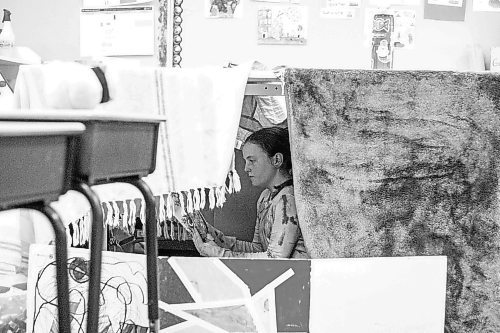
[80,6,154,57]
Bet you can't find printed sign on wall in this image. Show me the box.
[80,6,154,56]
[473,0,500,11]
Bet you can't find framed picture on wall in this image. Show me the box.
[205,0,243,18]
[257,5,308,45]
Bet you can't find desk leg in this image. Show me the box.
[74,183,104,333]
[125,178,159,333]
[37,204,72,333]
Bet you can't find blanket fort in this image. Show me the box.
[285,68,500,332]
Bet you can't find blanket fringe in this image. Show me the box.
[68,177,242,247]
[200,188,206,209]
[208,187,216,210]
[186,191,194,214]
[193,189,200,211]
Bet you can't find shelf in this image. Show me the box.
[246,70,284,96]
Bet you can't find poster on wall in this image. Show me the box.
[83,0,152,6]
[423,0,466,21]
[253,0,301,3]
[324,0,360,6]
[365,8,416,50]
[80,6,154,56]
[369,0,419,6]
[257,5,308,45]
[473,0,500,11]
[205,0,243,18]
[320,0,359,19]
[428,0,463,6]
[370,13,395,69]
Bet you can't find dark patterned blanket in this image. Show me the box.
[285,68,500,333]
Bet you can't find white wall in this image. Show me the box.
[0,0,157,65]
[1,0,500,70]
[180,0,500,70]
[1,0,81,61]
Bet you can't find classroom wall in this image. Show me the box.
[180,0,500,70]
[0,0,157,65]
[2,0,500,70]
[1,0,81,62]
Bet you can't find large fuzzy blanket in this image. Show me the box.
[285,68,500,333]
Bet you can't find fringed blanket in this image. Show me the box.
[101,64,251,212]
[285,68,500,333]
[13,62,251,246]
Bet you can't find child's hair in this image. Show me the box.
[244,127,292,171]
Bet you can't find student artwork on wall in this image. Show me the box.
[365,8,416,49]
[205,0,243,18]
[257,5,308,45]
[26,245,150,332]
[424,0,466,21]
[428,0,463,6]
[364,8,416,69]
[473,0,500,11]
[319,0,359,19]
[365,8,416,51]
[370,12,395,69]
[25,244,447,332]
[26,245,311,332]
[253,0,301,3]
[369,0,419,5]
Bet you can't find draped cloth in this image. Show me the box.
[84,63,252,235]
[11,62,251,243]
[285,68,500,332]
[146,64,251,203]
[98,64,252,209]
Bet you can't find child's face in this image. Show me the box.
[242,142,277,188]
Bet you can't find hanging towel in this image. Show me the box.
[153,64,251,195]
[11,62,251,238]
[100,63,251,209]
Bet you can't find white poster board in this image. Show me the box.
[310,256,447,333]
[80,6,154,57]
